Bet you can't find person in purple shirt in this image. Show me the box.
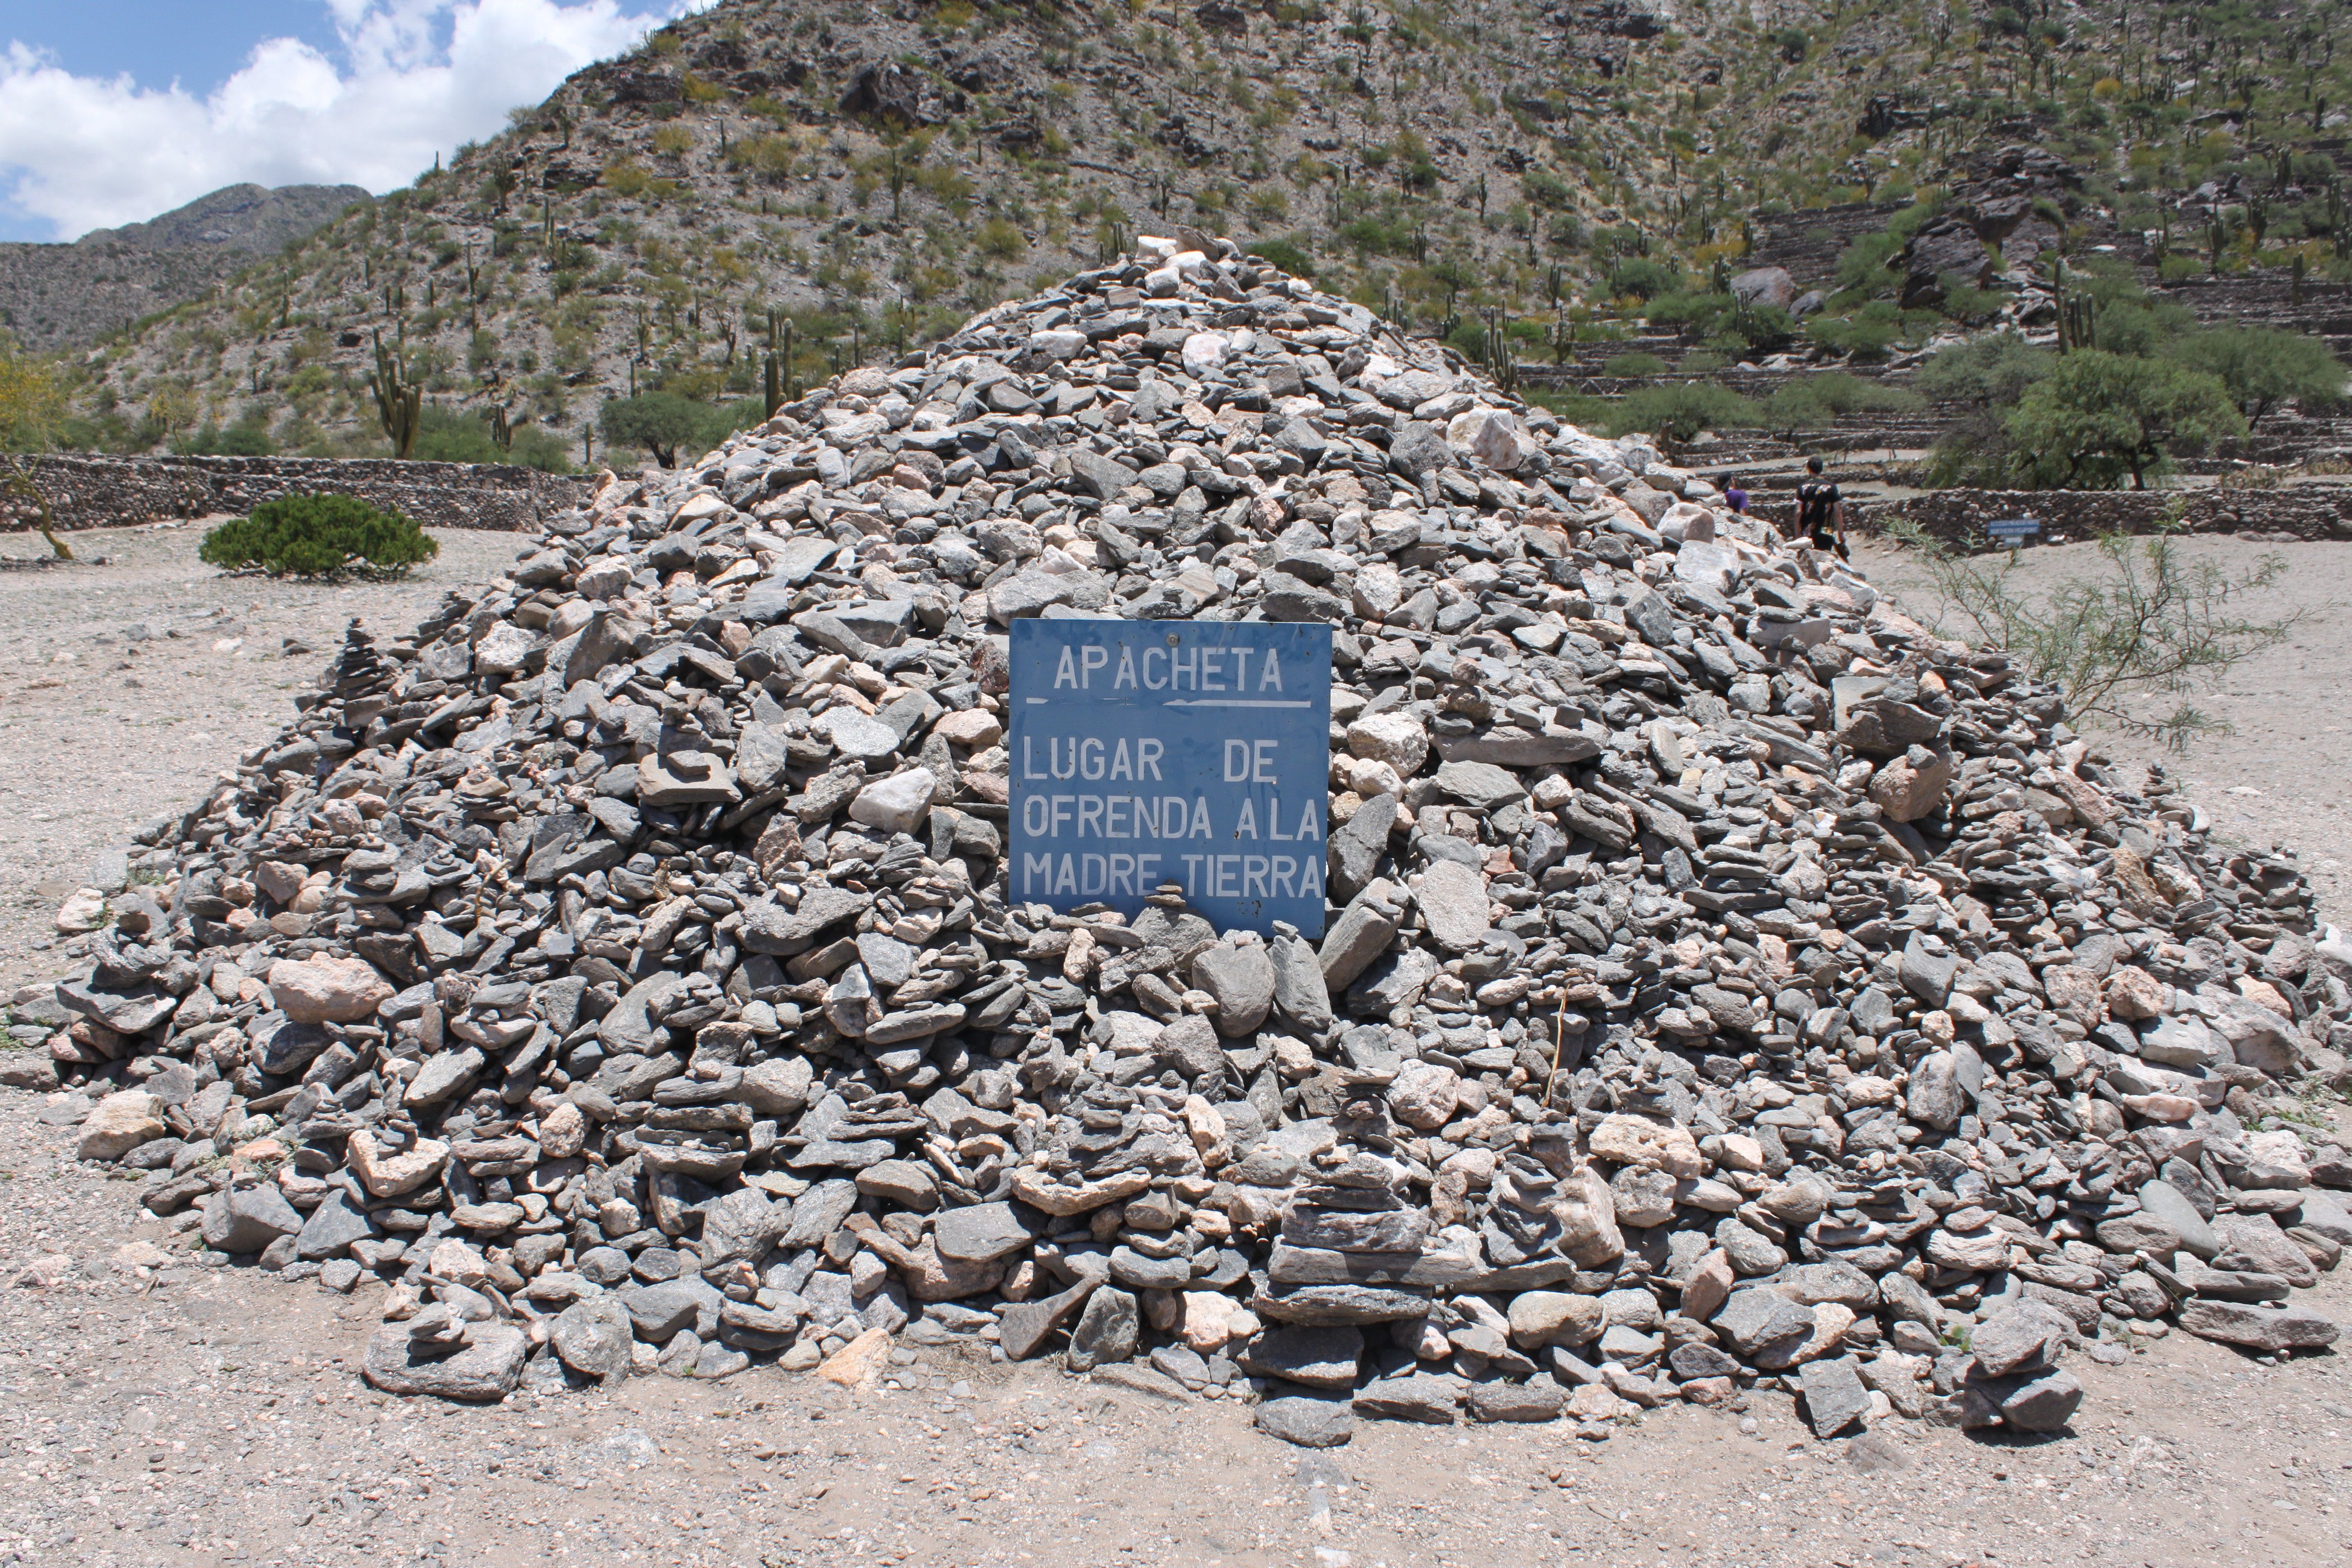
[1723,482,1749,514]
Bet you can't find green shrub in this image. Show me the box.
[2004,350,2245,490]
[1247,237,1315,277]
[1645,290,1798,353]
[1523,389,1614,428]
[172,422,275,456]
[598,392,761,468]
[1764,373,1924,428]
[1603,351,1669,380]
[1608,383,1759,448]
[1522,170,1573,210]
[199,494,438,580]
[2165,325,2345,431]
[1806,300,1915,361]
[406,406,573,473]
[1607,258,1680,301]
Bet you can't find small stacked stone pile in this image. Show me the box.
[53,234,2352,1446]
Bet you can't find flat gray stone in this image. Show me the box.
[932,1201,1040,1263]
[1711,1286,1813,1358]
[1464,1376,1567,1422]
[2138,1179,2219,1259]
[1237,1325,1363,1390]
[294,1188,378,1261]
[362,1322,527,1401]
[1066,1286,1137,1371]
[549,1297,636,1382]
[1254,1284,1433,1325]
[1255,1387,1356,1447]
[2176,1299,2340,1352]
[1192,943,1275,1038]
[1992,1367,2083,1432]
[1967,1298,2074,1377]
[201,1182,305,1256]
[1352,1372,1461,1423]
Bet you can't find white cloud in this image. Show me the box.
[0,0,704,241]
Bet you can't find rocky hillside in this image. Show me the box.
[0,184,365,354]
[57,0,2352,464]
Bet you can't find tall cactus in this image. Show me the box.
[368,329,421,459]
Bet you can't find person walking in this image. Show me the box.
[1795,456,1848,560]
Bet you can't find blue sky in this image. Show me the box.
[0,0,703,243]
[0,2,344,109]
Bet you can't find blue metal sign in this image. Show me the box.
[1986,517,2041,539]
[1007,618,1332,937]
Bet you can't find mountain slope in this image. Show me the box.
[62,0,2352,464]
[0,183,366,354]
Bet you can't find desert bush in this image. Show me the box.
[199,494,438,580]
[600,392,717,468]
[1249,237,1314,277]
[1765,373,1924,429]
[2005,350,2244,490]
[1607,258,1680,301]
[976,218,1028,259]
[172,421,276,457]
[2164,326,2345,431]
[1609,383,1759,448]
[1603,350,1669,380]
[1890,518,2298,748]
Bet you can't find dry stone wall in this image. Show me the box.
[1756,486,2352,549]
[0,454,593,534]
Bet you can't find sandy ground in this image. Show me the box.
[0,521,524,982]
[1,1094,2347,1568]
[0,523,2346,1568]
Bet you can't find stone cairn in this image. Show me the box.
[57,236,2352,1445]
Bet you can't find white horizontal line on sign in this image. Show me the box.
[1162,699,1315,709]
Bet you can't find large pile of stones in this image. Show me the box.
[53,235,2352,1445]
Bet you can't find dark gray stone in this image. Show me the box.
[1237,1325,1364,1390]
[1066,1286,1138,1371]
[1255,1386,1356,1447]
[362,1322,527,1401]
[549,1297,636,1382]
[1799,1355,1870,1437]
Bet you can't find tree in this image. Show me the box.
[598,392,708,467]
[1916,332,2053,486]
[0,334,65,451]
[2004,351,2244,490]
[1914,331,2052,407]
[0,336,72,558]
[2165,326,2346,431]
[1610,383,1759,450]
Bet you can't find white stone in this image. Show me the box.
[1445,406,1521,471]
[1180,333,1229,375]
[54,887,107,933]
[849,768,939,834]
[1346,710,1429,776]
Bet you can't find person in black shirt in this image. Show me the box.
[1794,456,1847,560]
